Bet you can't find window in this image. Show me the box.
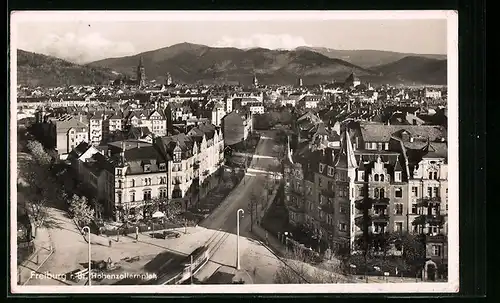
[131,179,135,187]
[159,188,167,198]
[358,171,365,181]
[143,190,152,201]
[143,164,151,172]
[380,188,385,198]
[374,174,379,181]
[384,143,389,150]
[427,187,433,197]
[116,169,122,175]
[429,172,433,180]
[319,163,325,173]
[432,245,441,257]
[339,223,347,232]
[118,180,123,189]
[117,192,122,203]
[377,142,383,150]
[159,163,166,171]
[130,192,135,202]
[395,172,402,182]
[395,222,403,232]
[395,203,403,215]
[412,187,418,197]
[434,187,440,197]
[412,203,418,214]
[318,178,323,188]
[327,167,334,177]
[374,188,380,198]
[380,174,385,182]
[159,177,167,184]
[433,172,438,180]
[395,187,403,198]
[340,205,347,214]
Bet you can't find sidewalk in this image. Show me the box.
[251,224,287,257]
[17,227,54,285]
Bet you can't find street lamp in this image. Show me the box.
[82,226,91,286]
[284,231,289,253]
[236,208,244,270]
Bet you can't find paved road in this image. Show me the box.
[200,130,280,236]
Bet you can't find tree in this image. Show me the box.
[164,199,183,221]
[400,233,426,272]
[248,191,259,231]
[68,194,95,227]
[26,140,51,166]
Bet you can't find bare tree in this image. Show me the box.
[248,191,259,231]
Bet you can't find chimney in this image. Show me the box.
[137,141,140,148]
[107,149,111,157]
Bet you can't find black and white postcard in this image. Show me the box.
[10,10,459,294]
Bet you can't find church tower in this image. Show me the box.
[137,57,146,87]
[165,73,173,86]
[253,73,258,87]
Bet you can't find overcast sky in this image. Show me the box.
[12,11,449,64]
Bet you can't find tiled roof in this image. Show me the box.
[359,122,446,142]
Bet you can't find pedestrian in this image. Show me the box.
[253,267,257,277]
[108,239,112,247]
[265,231,269,245]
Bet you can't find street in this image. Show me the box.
[200,130,280,235]
[196,130,285,282]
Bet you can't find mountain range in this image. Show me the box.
[16,42,447,87]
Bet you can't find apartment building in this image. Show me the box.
[46,115,89,159]
[124,109,167,137]
[284,121,448,263]
[221,110,253,146]
[165,103,197,131]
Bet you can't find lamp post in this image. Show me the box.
[82,226,91,286]
[284,231,289,253]
[236,208,244,270]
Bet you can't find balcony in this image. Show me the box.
[412,214,445,226]
[355,215,370,228]
[425,233,447,243]
[417,196,442,206]
[371,213,390,223]
[321,188,335,198]
[373,197,390,206]
[320,203,335,214]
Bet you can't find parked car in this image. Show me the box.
[163,231,181,239]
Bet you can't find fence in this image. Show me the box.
[100,220,197,237]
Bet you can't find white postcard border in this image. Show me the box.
[10,10,459,294]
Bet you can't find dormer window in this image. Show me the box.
[174,151,181,162]
[159,163,166,171]
[380,174,384,182]
[358,171,365,182]
[395,171,402,182]
[319,163,325,173]
[143,164,151,172]
[327,167,334,177]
